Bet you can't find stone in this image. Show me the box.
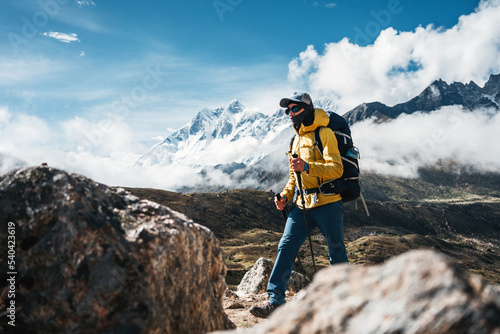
[225,302,244,310]
[0,167,235,333]
[221,250,500,334]
[224,289,239,300]
[236,257,308,295]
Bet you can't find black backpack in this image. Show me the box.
[289,111,361,203]
[315,111,361,202]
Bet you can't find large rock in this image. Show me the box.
[224,250,500,334]
[237,257,308,295]
[0,167,235,333]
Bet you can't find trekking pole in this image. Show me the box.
[292,154,317,274]
[276,193,308,279]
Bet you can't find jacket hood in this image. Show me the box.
[295,108,330,136]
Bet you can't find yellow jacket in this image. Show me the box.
[281,108,343,209]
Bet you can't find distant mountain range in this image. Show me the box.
[135,74,500,192]
[2,75,499,191]
[344,73,500,124]
[136,100,292,169]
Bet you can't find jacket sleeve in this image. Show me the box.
[281,152,296,203]
[307,128,343,180]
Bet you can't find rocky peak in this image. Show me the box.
[344,101,392,124]
[430,78,448,89]
[226,99,245,114]
[466,80,480,89]
[483,73,500,96]
[314,97,337,112]
[343,74,500,124]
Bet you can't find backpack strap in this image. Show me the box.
[314,127,323,156]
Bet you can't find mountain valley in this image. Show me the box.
[126,165,500,289]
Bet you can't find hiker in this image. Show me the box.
[250,92,349,318]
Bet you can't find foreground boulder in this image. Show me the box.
[0,167,234,333]
[222,250,500,334]
[237,257,308,295]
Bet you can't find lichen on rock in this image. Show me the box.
[0,166,235,333]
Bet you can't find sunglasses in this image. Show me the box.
[285,106,302,115]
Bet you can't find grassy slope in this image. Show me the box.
[125,169,500,288]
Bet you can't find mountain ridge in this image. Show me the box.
[343,74,500,124]
[136,99,293,169]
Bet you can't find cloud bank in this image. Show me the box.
[2,104,499,192]
[289,0,500,112]
[0,107,237,190]
[353,106,500,178]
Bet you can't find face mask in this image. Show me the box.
[291,111,307,125]
[291,106,314,126]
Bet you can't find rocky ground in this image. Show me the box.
[126,168,500,331]
[127,187,500,287]
[1,165,499,333]
[221,291,276,329]
[216,250,500,334]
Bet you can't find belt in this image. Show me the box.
[302,179,341,195]
[303,187,320,195]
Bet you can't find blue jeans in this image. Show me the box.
[267,201,347,306]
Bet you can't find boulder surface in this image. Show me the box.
[0,166,235,333]
[237,257,308,295]
[221,250,500,334]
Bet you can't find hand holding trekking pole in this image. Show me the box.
[290,156,307,172]
[292,154,304,185]
[274,193,286,211]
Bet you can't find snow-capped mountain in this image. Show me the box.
[137,100,294,169]
[137,75,500,192]
[344,74,500,124]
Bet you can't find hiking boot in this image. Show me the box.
[249,303,278,318]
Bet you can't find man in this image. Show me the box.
[249,92,348,318]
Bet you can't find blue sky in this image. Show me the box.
[2,0,500,186]
[1,0,481,133]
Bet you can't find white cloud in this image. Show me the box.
[61,116,144,157]
[76,0,96,7]
[41,32,80,43]
[80,51,86,57]
[0,108,54,169]
[325,3,337,8]
[0,107,11,124]
[0,110,209,190]
[353,106,500,177]
[199,137,261,165]
[289,0,500,113]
